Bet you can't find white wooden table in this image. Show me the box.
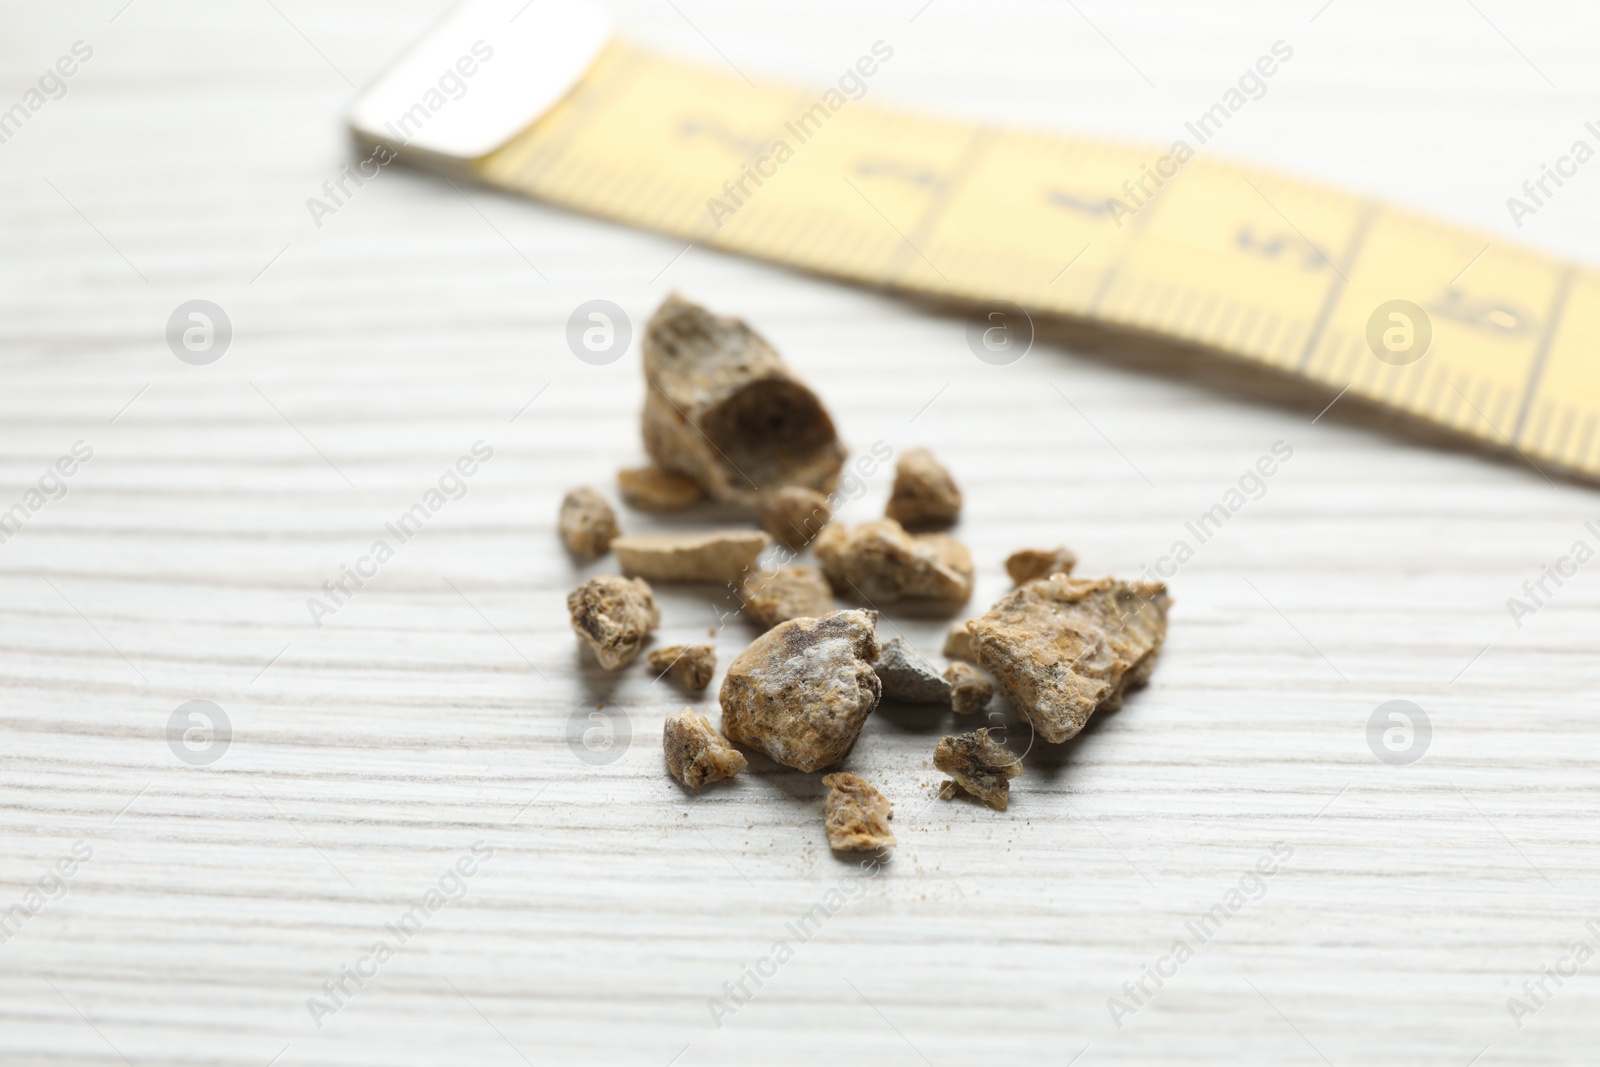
[4,1,1600,1063]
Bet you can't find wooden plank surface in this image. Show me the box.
[3,1,1600,1064]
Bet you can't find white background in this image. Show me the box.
[2,1,1599,1064]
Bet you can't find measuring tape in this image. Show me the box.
[351,2,1598,479]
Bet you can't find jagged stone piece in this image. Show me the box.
[617,465,705,511]
[821,772,895,850]
[759,486,832,550]
[740,566,834,630]
[874,637,951,704]
[885,447,962,528]
[567,576,659,670]
[663,709,747,788]
[935,728,1021,810]
[814,519,974,610]
[648,644,716,690]
[970,575,1170,743]
[943,662,994,714]
[612,530,770,584]
[642,294,846,506]
[943,622,976,661]
[720,609,881,772]
[558,487,618,558]
[1006,546,1079,585]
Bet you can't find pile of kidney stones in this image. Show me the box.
[561,294,1170,853]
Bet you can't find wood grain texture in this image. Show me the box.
[3,1,1600,1064]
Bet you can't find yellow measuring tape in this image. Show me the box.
[474,39,1597,478]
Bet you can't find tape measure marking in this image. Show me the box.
[476,41,1596,478]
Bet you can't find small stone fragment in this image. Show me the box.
[938,780,960,800]
[720,609,881,772]
[970,574,1170,743]
[813,519,974,610]
[558,487,619,558]
[740,566,835,630]
[663,709,747,788]
[821,772,895,851]
[943,661,994,714]
[642,294,847,506]
[935,728,1022,810]
[612,529,770,584]
[648,644,717,690]
[617,465,705,511]
[874,637,951,704]
[759,486,832,550]
[1005,546,1079,584]
[943,622,976,661]
[885,447,962,528]
[567,575,659,670]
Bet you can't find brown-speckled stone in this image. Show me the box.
[558,487,619,558]
[970,575,1170,743]
[943,622,976,661]
[821,772,895,850]
[813,519,973,610]
[1005,546,1079,584]
[759,486,832,550]
[885,447,961,528]
[943,661,994,714]
[566,575,659,670]
[648,644,716,690]
[663,709,747,788]
[935,728,1021,810]
[739,566,834,630]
